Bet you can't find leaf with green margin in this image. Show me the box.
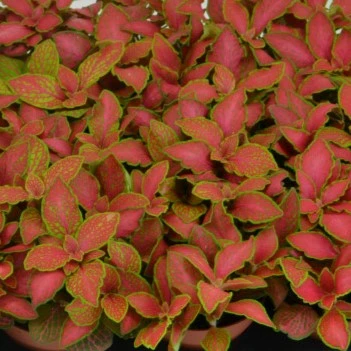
[339,84,351,119]
[0,295,38,320]
[231,191,283,224]
[114,66,149,94]
[66,260,105,307]
[30,270,66,307]
[27,136,50,176]
[226,299,275,328]
[0,261,13,280]
[0,186,28,204]
[239,62,285,91]
[27,39,60,77]
[280,257,309,287]
[101,293,128,323]
[78,42,124,89]
[76,213,119,253]
[88,90,122,148]
[179,79,218,103]
[147,120,179,161]
[134,320,168,350]
[227,143,278,177]
[128,292,162,318]
[24,244,70,271]
[215,237,254,280]
[20,207,47,245]
[28,303,66,344]
[42,177,82,236]
[8,74,65,109]
[0,55,24,80]
[65,323,113,351]
[172,202,207,224]
[45,155,84,189]
[197,281,231,314]
[317,309,350,351]
[201,327,231,351]
[223,0,249,35]
[108,240,142,273]
[60,318,98,348]
[66,298,102,326]
[274,304,319,340]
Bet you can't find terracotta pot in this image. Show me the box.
[5,325,64,351]
[177,318,252,349]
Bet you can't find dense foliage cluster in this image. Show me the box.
[1,0,351,350]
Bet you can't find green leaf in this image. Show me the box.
[27,39,59,77]
[201,327,231,351]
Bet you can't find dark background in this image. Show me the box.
[0,323,336,350]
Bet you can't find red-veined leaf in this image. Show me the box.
[61,318,97,347]
[273,304,319,340]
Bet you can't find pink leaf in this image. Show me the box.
[0,295,37,320]
[335,266,351,296]
[0,24,33,45]
[287,232,338,260]
[141,161,169,200]
[321,212,351,243]
[197,281,231,314]
[128,292,162,318]
[317,309,350,351]
[223,0,249,35]
[254,227,279,264]
[307,11,334,60]
[226,299,275,328]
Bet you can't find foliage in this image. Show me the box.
[1,0,351,350]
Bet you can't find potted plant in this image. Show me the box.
[1,0,351,350]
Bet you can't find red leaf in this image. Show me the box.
[317,309,350,351]
[212,64,236,94]
[321,212,351,243]
[265,32,314,68]
[208,27,244,76]
[240,62,285,91]
[109,139,152,166]
[108,240,141,273]
[135,320,168,350]
[170,245,215,282]
[54,31,92,69]
[168,295,191,318]
[197,281,231,314]
[335,266,351,296]
[30,271,65,307]
[226,299,275,328]
[287,232,338,260]
[301,139,333,193]
[0,24,33,45]
[142,161,169,200]
[307,12,334,60]
[201,327,231,351]
[1,0,33,17]
[227,143,278,177]
[128,292,162,318]
[9,74,65,109]
[223,0,249,35]
[65,298,101,326]
[231,192,283,223]
[152,34,180,73]
[176,117,223,148]
[215,238,254,280]
[36,12,62,32]
[96,3,131,44]
[339,84,351,119]
[292,276,324,304]
[24,245,69,271]
[61,318,96,347]
[165,141,212,174]
[333,29,351,68]
[101,293,128,323]
[179,79,218,103]
[274,304,319,340]
[66,261,105,306]
[280,257,308,287]
[114,66,149,94]
[42,178,82,236]
[252,0,295,35]
[254,228,278,264]
[0,186,28,205]
[211,89,246,136]
[0,295,37,320]
[76,213,119,253]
